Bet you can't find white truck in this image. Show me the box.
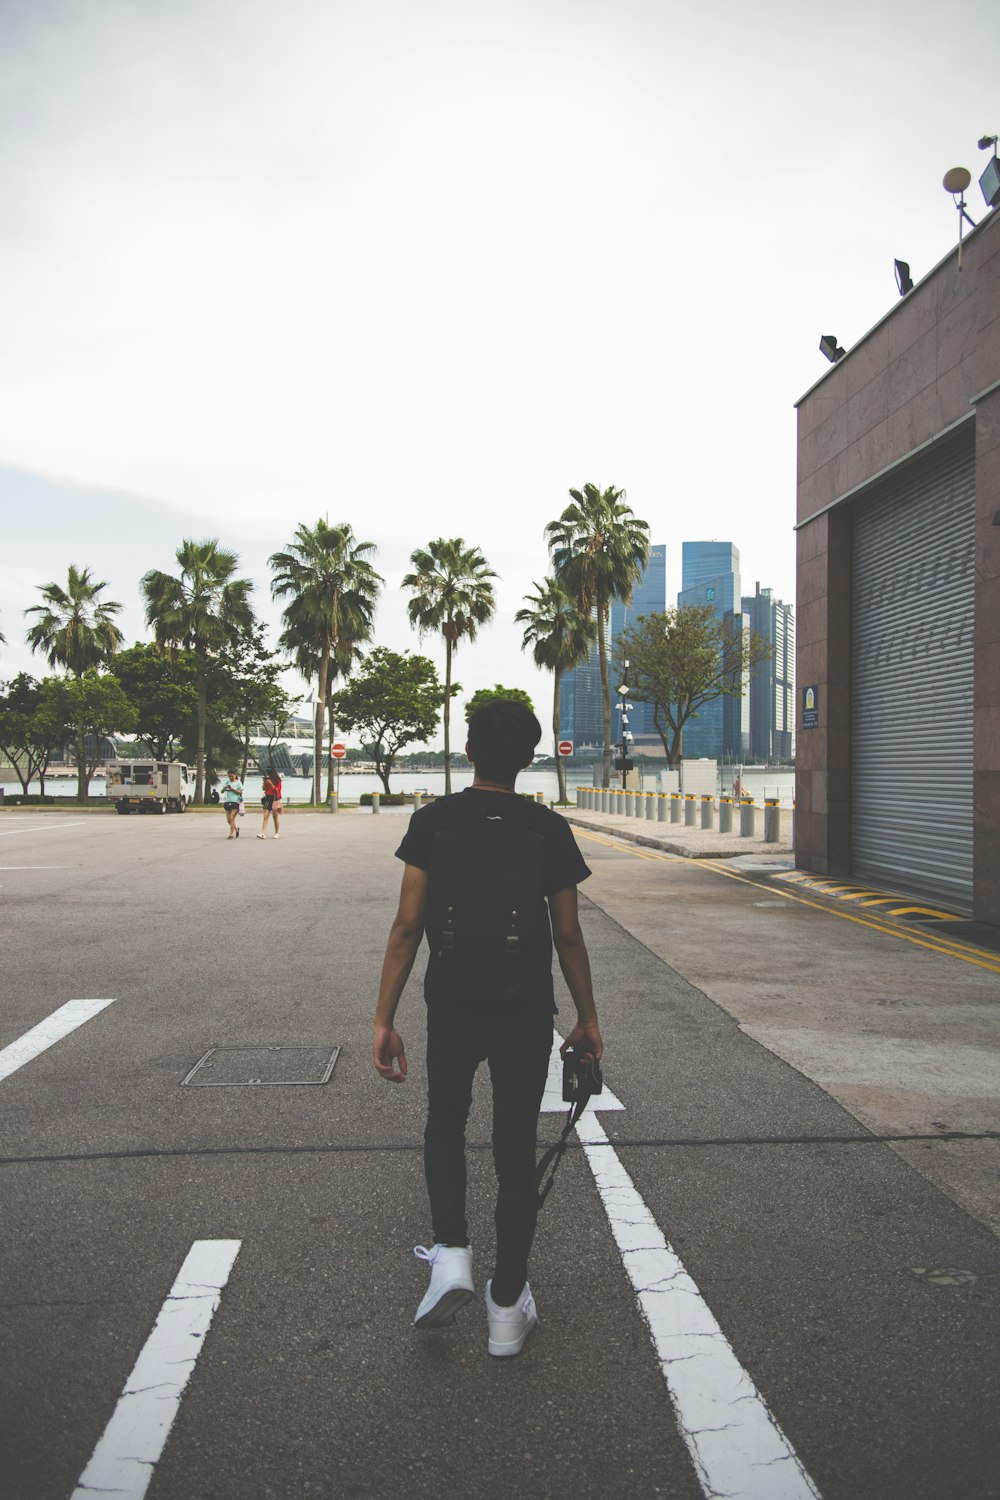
[106,760,192,814]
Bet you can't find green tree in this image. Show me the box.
[333,647,449,794]
[212,621,296,780]
[615,607,775,768]
[108,643,200,761]
[403,538,497,794]
[464,684,536,722]
[140,540,255,804]
[546,484,649,787]
[515,578,597,803]
[270,520,382,806]
[0,674,68,795]
[48,672,137,799]
[24,564,125,801]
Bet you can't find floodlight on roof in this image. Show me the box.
[819,335,846,363]
[894,259,914,296]
[979,154,1000,209]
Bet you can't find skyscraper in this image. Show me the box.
[742,583,795,761]
[678,541,743,759]
[560,544,667,749]
[610,545,666,740]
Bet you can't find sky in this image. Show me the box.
[1,0,997,743]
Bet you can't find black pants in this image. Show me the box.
[424,994,552,1305]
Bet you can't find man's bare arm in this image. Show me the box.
[373,864,428,1083]
[549,884,603,1061]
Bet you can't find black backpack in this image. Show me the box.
[425,800,550,1003]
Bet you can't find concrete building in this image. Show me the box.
[794,199,999,921]
[743,583,795,762]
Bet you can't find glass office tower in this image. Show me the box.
[677,541,742,758]
[610,545,667,739]
[560,544,667,749]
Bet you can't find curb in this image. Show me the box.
[560,813,793,860]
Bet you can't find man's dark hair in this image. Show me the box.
[467,700,542,782]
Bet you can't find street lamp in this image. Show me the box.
[614,660,634,790]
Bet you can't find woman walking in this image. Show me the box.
[258,770,283,839]
[222,770,243,839]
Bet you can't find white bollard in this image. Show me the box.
[700,796,715,829]
[657,794,669,822]
[684,795,697,826]
[670,794,682,824]
[739,799,756,837]
[718,796,733,833]
[764,799,781,842]
[371,792,381,814]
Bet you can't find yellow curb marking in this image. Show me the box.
[574,828,1000,976]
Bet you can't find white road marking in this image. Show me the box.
[0,865,69,869]
[576,1109,821,1499]
[0,820,88,836]
[71,1239,241,1500]
[0,999,116,1083]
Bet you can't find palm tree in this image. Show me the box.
[270,521,382,806]
[283,591,371,802]
[546,484,649,787]
[515,578,596,804]
[141,540,255,804]
[24,564,124,801]
[403,539,497,794]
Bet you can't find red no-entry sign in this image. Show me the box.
[331,743,347,760]
[558,740,573,757]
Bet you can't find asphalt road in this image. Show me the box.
[1,809,998,1500]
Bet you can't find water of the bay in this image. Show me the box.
[19,764,797,806]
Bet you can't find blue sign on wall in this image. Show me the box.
[802,685,819,729]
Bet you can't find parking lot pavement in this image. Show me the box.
[1,812,998,1500]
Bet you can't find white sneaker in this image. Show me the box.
[485,1279,539,1357]
[412,1244,474,1328]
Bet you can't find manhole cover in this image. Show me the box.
[181,1046,341,1087]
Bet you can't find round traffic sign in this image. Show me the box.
[558,740,573,757]
[331,743,347,760]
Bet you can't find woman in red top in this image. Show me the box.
[258,770,283,840]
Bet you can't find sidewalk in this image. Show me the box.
[562,807,1000,1243]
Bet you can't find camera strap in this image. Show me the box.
[535,1094,589,1212]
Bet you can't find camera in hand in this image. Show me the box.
[562,1043,603,1105]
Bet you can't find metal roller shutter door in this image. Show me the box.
[851,426,975,908]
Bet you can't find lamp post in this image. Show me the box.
[614,660,634,790]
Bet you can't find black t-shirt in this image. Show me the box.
[396,788,591,891]
[395,788,591,1007]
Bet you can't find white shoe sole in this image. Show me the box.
[487,1316,538,1357]
[413,1285,475,1329]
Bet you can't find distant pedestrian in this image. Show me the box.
[221,770,243,839]
[259,770,283,839]
[373,699,601,1358]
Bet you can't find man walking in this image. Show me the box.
[373,700,602,1357]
